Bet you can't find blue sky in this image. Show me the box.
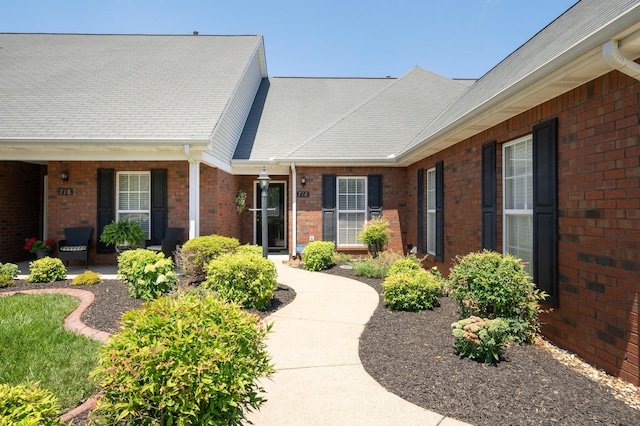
[2,0,578,78]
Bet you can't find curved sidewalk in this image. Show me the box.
[247,258,471,426]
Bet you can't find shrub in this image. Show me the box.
[332,251,351,264]
[352,251,405,278]
[452,316,512,364]
[382,269,442,311]
[357,216,391,257]
[204,252,278,310]
[176,235,240,281]
[234,243,263,257]
[25,257,66,283]
[302,241,335,271]
[387,255,422,275]
[90,290,274,425]
[0,382,63,425]
[71,270,101,286]
[117,249,178,300]
[0,262,20,288]
[447,250,547,343]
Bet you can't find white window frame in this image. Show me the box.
[116,171,151,239]
[426,167,436,256]
[503,135,533,273]
[337,176,367,247]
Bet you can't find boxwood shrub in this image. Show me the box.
[176,235,240,282]
[25,257,66,283]
[302,241,335,271]
[90,289,274,425]
[204,251,278,310]
[0,262,20,288]
[448,250,547,343]
[382,268,442,311]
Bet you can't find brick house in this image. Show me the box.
[0,0,638,385]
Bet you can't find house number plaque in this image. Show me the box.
[297,191,309,197]
[58,188,73,195]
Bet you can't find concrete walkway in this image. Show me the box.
[12,256,471,425]
[247,257,471,426]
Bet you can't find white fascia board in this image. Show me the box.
[201,151,233,174]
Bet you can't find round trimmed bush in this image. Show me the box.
[204,251,278,310]
[447,250,547,343]
[302,241,335,271]
[71,270,101,286]
[382,269,442,311]
[176,235,240,281]
[25,257,66,283]
[91,290,274,425]
[0,262,19,288]
[387,256,422,276]
[0,382,63,425]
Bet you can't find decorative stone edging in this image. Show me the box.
[0,287,111,423]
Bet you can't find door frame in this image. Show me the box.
[253,180,287,251]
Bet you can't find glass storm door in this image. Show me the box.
[255,182,286,250]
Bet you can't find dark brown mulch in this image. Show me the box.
[323,265,640,426]
[5,278,296,426]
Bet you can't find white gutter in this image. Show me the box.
[602,39,640,80]
[290,162,297,259]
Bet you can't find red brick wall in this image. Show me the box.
[405,70,639,385]
[47,161,190,265]
[292,167,408,255]
[0,161,44,262]
[200,167,244,240]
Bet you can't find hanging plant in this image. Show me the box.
[235,190,247,214]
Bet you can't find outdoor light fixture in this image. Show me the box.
[300,176,306,187]
[59,171,69,182]
[258,167,270,258]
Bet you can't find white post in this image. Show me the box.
[188,160,200,240]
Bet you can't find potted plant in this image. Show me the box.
[100,219,145,252]
[24,237,56,258]
[357,216,391,258]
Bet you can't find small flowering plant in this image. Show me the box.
[24,237,56,253]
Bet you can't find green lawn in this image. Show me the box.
[0,293,102,409]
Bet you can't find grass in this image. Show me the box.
[0,293,102,410]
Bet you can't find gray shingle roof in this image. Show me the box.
[234,67,468,162]
[233,76,394,160]
[0,33,264,141]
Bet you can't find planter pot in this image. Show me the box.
[35,250,50,259]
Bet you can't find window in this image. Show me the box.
[337,176,366,246]
[503,136,533,273]
[117,172,151,239]
[426,168,436,255]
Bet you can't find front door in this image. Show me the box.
[255,182,286,250]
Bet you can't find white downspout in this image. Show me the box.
[291,162,297,259]
[184,145,200,239]
[602,39,640,81]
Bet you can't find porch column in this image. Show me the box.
[188,160,200,239]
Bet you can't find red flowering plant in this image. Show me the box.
[24,237,56,253]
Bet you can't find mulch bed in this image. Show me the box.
[323,265,640,426]
[5,278,296,425]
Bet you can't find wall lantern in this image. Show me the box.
[300,176,306,187]
[258,167,270,258]
[59,171,69,182]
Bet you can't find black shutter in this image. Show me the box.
[150,169,168,244]
[322,174,337,244]
[96,168,115,254]
[533,118,559,307]
[417,169,425,252]
[368,174,382,218]
[482,141,497,251]
[435,161,444,262]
